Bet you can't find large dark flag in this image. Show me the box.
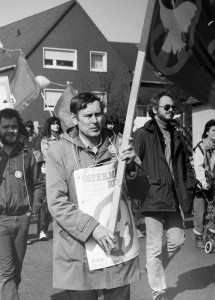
[147,0,215,106]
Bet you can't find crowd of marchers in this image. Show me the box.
[0,89,214,300]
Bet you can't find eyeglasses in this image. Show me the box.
[158,105,177,112]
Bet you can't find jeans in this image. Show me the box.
[0,214,31,300]
[37,200,51,235]
[145,208,185,299]
[193,195,206,235]
[67,285,130,300]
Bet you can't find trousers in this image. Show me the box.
[67,285,130,300]
[145,208,185,299]
[37,200,51,235]
[193,195,206,235]
[0,214,31,300]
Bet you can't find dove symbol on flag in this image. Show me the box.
[159,0,197,54]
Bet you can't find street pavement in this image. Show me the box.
[19,217,215,300]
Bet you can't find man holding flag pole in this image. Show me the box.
[45,92,149,300]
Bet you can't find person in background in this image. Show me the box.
[133,90,196,300]
[40,116,63,240]
[24,120,47,244]
[29,133,47,242]
[0,108,44,300]
[105,114,120,135]
[193,119,215,248]
[45,92,149,300]
[25,120,36,141]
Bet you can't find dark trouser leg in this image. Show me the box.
[0,215,30,300]
[67,290,98,300]
[67,286,130,300]
[13,215,31,288]
[103,285,130,300]
[37,203,51,234]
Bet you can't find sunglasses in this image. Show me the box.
[158,105,177,112]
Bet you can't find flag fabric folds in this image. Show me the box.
[147,0,215,106]
[9,52,40,112]
[54,84,78,131]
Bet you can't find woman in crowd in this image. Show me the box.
[39,116,63,240]
[193,119,215,248]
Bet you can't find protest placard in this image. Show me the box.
[74,161,140,271]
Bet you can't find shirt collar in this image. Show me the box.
[79,133,102,154]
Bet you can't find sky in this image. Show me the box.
[0,0,147,43]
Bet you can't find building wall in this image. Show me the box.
[20,2,131,126]
[192,104,215,147]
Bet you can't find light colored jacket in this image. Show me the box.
[194,140,215,186]
[46,128,143,290]
[41,134,63,162]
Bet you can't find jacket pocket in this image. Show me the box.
[147,177,166,203]
[55,229,86,263]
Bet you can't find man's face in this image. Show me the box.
[73,101,103,143]
[0,117,19,146]
[153,95,175,123]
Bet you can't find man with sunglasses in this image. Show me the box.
[133,90,195,300]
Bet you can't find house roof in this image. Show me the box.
[108,41,168,84]
[0,1,74,69]
[0,0,169,87]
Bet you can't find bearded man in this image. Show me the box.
[0,108,44,300]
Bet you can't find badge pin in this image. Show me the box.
[108,144,116,156]
[15,171,22,178]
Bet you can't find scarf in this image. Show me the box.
[155,116,173,178]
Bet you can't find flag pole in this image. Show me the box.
[108,0,156,233]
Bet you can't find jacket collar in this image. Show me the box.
[0,134,28,154]
[63,127,114,148]
[144,118,182,157]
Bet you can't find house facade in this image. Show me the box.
[0,0,133,126]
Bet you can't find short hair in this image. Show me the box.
[0,108,23,128]
[44,116,63,137]
[70,92,104,115]
[202,119,215,139]
[147,90,175,118]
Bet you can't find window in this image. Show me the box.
[44,89,64,111]
[43,48,77,70]
[90,51,107,72]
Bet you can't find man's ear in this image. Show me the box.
[70,113,78,125]
[152,106,157,115]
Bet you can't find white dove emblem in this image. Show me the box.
[159,0,197,54]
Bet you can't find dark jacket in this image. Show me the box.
[133,119,196,214]
[0,135,45,216]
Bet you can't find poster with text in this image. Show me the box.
[74,161,140,270]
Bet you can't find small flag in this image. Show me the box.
[147,0,215,106]
[9,52,40,112]
[54,84,78,131]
